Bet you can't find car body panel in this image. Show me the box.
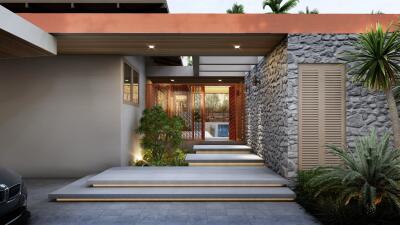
[0,168,28,224]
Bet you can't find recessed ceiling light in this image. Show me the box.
[170,79,175,82]
[234,45,241,49]
[218,79,222,82]
[148,45,155,49]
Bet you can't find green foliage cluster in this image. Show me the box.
[345,24,400,92]
[136,105,187,166]
[263,0,298,14]
[295,130,400,225]
[227,3,244,14]
[343,23,400,149]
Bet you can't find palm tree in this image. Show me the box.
[344,23,400,148]
[299,6,319,14]
[309,130,400,215]
[394,80,400,103]
[263,0,299,14]
[227,3,244,14]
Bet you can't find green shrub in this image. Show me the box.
[136,106,187,166]
[134,160,150,167]
[295,130,400,225]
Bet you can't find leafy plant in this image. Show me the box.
[263,0,298,14]
[299,6,319,14]
[171,149,188,166]
[227,3,244,14]
[343,23,400,148]
[134,160,150,167]
[308,130,400,216]
[136,106,185,165]
[296,170,364,225]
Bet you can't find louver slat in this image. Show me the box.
[299,64,345,170]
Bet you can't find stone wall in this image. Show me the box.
[287,34,395,153]
[245,34,398,178]
[245,41,290,177]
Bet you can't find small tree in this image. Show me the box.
[227,3,244,14]
[137,106,184,164]
[344,23,400,148]
[263,0,298,14]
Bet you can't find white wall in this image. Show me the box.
[120,56,146,166]
[0,55,124,178]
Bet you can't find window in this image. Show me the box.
[123,62,139,105]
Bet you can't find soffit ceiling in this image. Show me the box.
[54,34,285,56]
[0,6,56,59]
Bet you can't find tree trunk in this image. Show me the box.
[386,89,400,149]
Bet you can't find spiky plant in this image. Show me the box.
[262,0,298,14]
[343,23,400,148]
[299,6,319,14]
[309,130,400,216]
[227,3,244,14]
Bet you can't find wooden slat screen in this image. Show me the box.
[299,64,346,170]
[229,86,237,141]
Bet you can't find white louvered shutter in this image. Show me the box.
[299,64,345,169]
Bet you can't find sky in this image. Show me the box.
[167,0,400,14]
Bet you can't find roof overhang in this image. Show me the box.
[19,13,399,34]
[0,6,56,58]
[17,13,399,57]
[0,0,166,3]
[0,0,169,13]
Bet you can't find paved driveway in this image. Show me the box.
[25,179,320,225]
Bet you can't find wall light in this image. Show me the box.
[170,79,175,82]
[234,45,241,49]
[148,45,155,49]
[218,79,222,82]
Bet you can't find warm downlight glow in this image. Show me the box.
[148,45,155,49]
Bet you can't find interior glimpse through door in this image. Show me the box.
[146,83,244,142]
[204,86,230,141]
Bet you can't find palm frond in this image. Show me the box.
[227,3,244,14]
[307,130,400,215]
[263,0,297,14]
[343,23,400,91]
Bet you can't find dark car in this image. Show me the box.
[0,168,29,225]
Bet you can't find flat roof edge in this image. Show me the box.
[18,14,400,35]
[0,6,57,55]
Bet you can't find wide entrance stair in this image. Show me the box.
[49,145,295,202]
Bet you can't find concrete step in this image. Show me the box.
[193,145,252,154]
[87,167,288,187]
[49,176,296,202]
[185,154,264,166]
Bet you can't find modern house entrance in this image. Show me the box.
[146,82,245,142]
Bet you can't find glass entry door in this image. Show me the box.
[146,83,244,141]
[204,86,230,141]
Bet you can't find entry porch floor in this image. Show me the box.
[48,167,296,202]
[27,179,320,225]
